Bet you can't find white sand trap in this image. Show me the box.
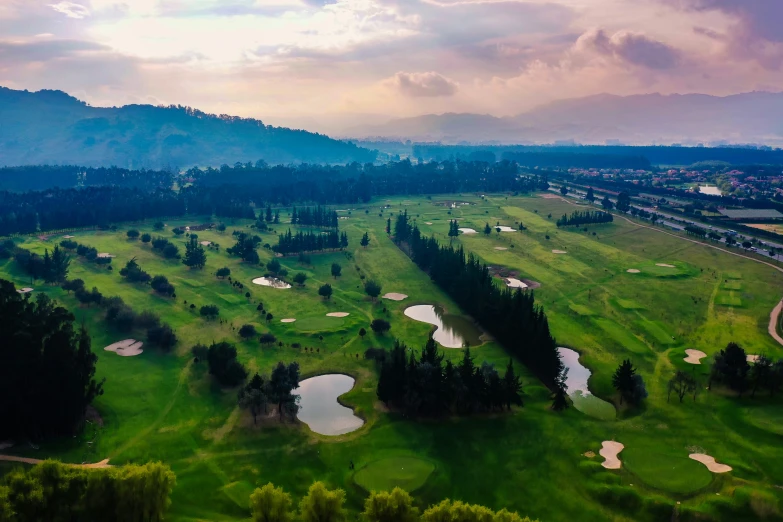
[16,287,34,294]
[425,222,433,225]
[496,226,516,232]
[280,318,296,323]
[104,339,144,357]
[656,263,676,268]
[689,454,732,473]
[199,241,211,246]
[552,250,567,254]
[459,228,477,234]
[326,312,350,317]
[600,441,624,469]
[684,349,707,364]
[494,247,508,251]
[747,354,760,363]
[627,269,641,274]
[62,235,74,239]
[383,293,408,301]
[252,277,291,289]
[505,278,528,289]
[97,253,115,259]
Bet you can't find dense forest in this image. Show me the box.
[0,165,175,192]
[0,160,545,236]
[556,210,614,227]
[0,86,376,167]
[0,280,104,438]
[273,229,348,255]
[392,211,564,390]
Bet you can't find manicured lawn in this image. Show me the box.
[2,193,783,522]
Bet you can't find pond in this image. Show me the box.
[297,374,364,436]
[558,347,616,420]
[251,277,292,289]
[404,305,483,348]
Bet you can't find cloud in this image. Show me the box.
[48,1,90,18]
[387,71,458,97]
[576,29,682,69]
[661,0,783,68]
[0,39,109,64]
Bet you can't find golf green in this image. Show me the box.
[354,456,436,493]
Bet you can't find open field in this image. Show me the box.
[2,193,783,521]
[746,223,783,236]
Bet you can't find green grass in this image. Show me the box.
[716,294,743,307]
[354,456,436,493]
[622,447,713,494]
[3,193,783,522]
[723,281,742,291]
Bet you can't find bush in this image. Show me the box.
[162,243,180,259]
[364,347,386,362]
[126,229,140,239]
[216,267,231,278]
[259,333,277,345]
[191,344,208,359]
[207,342,247,386]
[141,233,151,243]
[370,319,391,335]
[147,324,177,351]
[200,305,219,319]
[151,275,175,296]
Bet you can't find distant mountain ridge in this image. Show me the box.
[345,92,783,146]
[0,87,376,168]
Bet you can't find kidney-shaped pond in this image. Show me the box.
[558,347,616,420]
[404,305,483,348]
[297,374,364,436]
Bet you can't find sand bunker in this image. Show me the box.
[383,293,408,301]
[16,287,33,294]
[425,222,433,225]
[104,339,144,357]
[97,253,115,259]
[684,349,707,364]
[199,241,211,246]
[656,263,676,268]
[600,441,624,469]
[552,250,567,254]
[494,247,508,251]
[747,354,760,363]
[280,318,296,323]
[505,278,528,289]
[252,277,292,289]
[689,454,732,473]
[62,235,74,239]
[326,312,350,317]
[496,226,516,232]
[627,269,641,274]
[459,228,477,234]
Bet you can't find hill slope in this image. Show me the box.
[0,87,376,168]
[347,92,783,146]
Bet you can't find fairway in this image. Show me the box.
[2,192,783,522]
[354,457,436,493]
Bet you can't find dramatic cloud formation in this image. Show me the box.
[0,0,782,125]
[387,71,459,97]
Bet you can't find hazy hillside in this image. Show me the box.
[0,87,376,168]
[346,92,783,146]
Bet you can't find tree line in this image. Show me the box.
[0,280,103,439]
[291,205,339,227]
[393,210,565,393]
[555,210,613,228]
[372,339,523,416]
[273,229,348,255]
[0,165,174,192]
[0,460,175,522]
[0,241,73,283]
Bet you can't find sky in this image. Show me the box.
[1,0,783,127]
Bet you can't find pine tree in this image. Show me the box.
[386,217,391,235]
[552,368,569,411]
[183,236,207,269]
[265,205,273,222]
[50,245,70,283]
[274,210,280,224]
[502,359,523,410]
[612,359,636,405]
[360,232,370,248]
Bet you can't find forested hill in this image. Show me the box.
[0,87,376,168]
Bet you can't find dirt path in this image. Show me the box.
[0,455,111,468]
[769,300,783,347]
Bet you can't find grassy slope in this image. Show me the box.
[1,194,782,521]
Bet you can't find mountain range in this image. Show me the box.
[0,87,375,168]
[343,92,783,147]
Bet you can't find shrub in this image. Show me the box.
[200,305,220,319]
[370,319,391,335]
[147,324,177,350]
[239,324,257,339]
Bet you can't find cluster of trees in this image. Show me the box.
[684,225,708,238]
[555,210,613,228]
[183,236,207,269]
[198,342,248,386]
[247,482,536,522]
[0,165,175,192]
[273,229,348,255]
[709,343,783,397]
[150,236,181,259]
[291,206,338,227]
[237,362,301,423]
[227,231,262,264]
[6,242,71,283]
[0,186,184,236]
[0,280,103,439]
[611,360,648,406]
[60,239,112,266]
[0,460,175,522]
[101,294,178,350]
[374,340,522,416]
[119,258,151,283]
[263,204,281,224]
[393,211,564,392]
